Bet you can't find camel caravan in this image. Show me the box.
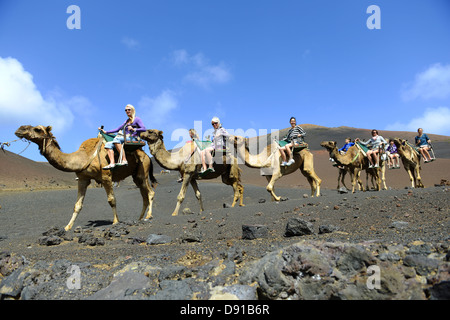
[14,105,436,230]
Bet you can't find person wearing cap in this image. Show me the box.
[99,104,146,170]
[200,117,229,174]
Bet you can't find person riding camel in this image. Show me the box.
[279,117,306,166]
[200,117,229,174]
[355,129,387,168]
[99,104,146,170]
[415,128,434,163]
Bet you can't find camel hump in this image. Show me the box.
[79,138,101,152]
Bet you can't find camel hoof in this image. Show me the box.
[171,212,178,217]
[239,204,246,207]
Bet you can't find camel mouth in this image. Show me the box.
[320,141,334,148]
[15,126,31,140]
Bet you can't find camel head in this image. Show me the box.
[140,129,164,145]
[392,138,407,150]
[15,125,61,153]
[320,141,337,151]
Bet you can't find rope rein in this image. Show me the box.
[1,139,31,155]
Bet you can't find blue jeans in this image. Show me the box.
[105,136,124,149]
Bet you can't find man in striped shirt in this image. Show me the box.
[279,117,306,166]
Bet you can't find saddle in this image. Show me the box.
[276,139,308,153]
[100,132,146,152]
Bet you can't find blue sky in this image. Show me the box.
[1,0,450,161]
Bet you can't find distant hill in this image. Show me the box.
[0,149,77,190]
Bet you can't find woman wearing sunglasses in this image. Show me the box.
[99,104,146,170]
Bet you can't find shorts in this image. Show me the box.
[104,135,137,149]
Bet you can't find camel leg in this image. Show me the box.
[238,183,245,206]
[301,170,321,197]
[405,169,416,188]
[381,165,387,190]
[353,169,364,193]
[222,174,244,207]
[65,178,90,231]
[189,178,204,212]
[415,167,424,188]
[265,174,282,201]
[172,173,192,216]
[103,180,119,225]
[133,175,155,221]
[337,170,342,190]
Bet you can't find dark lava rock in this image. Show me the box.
[284,218,315,237]
[242,224,269,240]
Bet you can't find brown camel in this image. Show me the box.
[233,136,321,200]
[15,125,157,230]
[321,141,366,193]
[321,141,389,192]
[392,138,424,188]
[140,129,244,216]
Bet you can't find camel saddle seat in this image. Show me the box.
[100,132,146,152]
[406,141,421,156]
[194,139,230,156]
[355,141,369,157]
[276,140,308,153]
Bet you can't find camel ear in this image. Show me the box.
[46,126,52,132]
[159,130,163,136]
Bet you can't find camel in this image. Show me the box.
[321,141,382,193]
[233,136,321,200]
[139,129,244,216]
[320,141,387,193]
[15,125,157,230]
[392,138,424,188]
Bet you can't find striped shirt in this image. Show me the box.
[283,125,306,142]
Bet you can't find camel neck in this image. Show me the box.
[40,139,88,172]
[149,139,181,170]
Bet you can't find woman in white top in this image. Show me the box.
[200,117,229,174]
[356,129,387,168]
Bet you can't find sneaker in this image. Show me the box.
[209,167,215,173]
[281,161,288,166]
[287,159,295,166]
[368,164,373,168]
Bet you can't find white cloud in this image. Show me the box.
[171,49,231,89]
[138,90,178,126]
[385,106,450,136]
[401,63,450,101]
[0,56,77,134]
[121,37,140,49]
